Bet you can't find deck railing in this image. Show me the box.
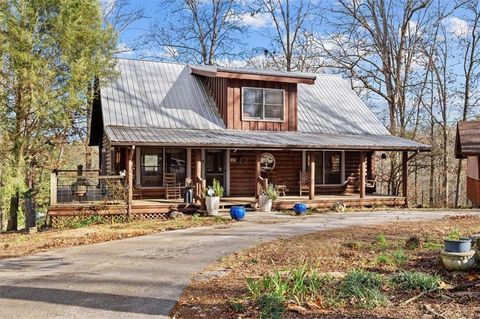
[50,167,126,205]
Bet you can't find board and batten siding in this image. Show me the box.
[203,77,298,131]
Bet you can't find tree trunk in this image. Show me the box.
[6,193,19,231]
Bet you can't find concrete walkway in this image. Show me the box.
[0,210,478,318]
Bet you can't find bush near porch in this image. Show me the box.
[174,215,480,319]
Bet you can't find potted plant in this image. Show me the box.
[205,178,224,215]
[71,177,88,198]
[444,229,471,253]
[258,185,278,212]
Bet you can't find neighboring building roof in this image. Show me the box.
[455,120,480,158]
[105,126,431,151]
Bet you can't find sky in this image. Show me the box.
[116,0,270,62]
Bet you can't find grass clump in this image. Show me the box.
[375,249,408,266]
[389,271,441,291]
[246,265,334,317]
[227,299,246,313]
[339,269,388,308]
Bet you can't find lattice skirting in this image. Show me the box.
[49,211,171,228]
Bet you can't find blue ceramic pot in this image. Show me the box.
[293,203,307,215]
[444,238,471,253]
[230,206,246,221]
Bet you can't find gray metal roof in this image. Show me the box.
[105,126,430,151]
[98,58,428,151]
[298,76,390,135]
[100,59,225,129]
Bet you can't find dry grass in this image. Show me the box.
[0,215,231,259]
[174,215,480,319]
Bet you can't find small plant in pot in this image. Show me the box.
[71,177,89,198]
[444,229,471,253]
[205,179,224,216]
[258,185,278,212]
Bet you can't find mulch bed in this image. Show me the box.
[173,215,480,319]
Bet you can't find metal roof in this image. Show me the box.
[97,58,429,151]
[190,64,316,80]
[297,76,390,135]
[455,120,480,158]
[100,59,225,130]
[105,126,431,151]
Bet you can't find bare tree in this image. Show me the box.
[249,0,319,71]
[101,0,146,54]
[145,0,245,65]
[320,0,433,136]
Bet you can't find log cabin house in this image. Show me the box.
[455,120,480,207]
[48,58,430,223]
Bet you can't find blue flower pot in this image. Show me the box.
[293,203,307,215]
[230,206,246,221]
[444,238,471,253]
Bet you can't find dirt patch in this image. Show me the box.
[0,216,231,259]
[174,215,480,319]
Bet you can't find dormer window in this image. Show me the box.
[242,87,284,122]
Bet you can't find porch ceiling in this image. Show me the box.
[105,125,431,151]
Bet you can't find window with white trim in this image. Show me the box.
[242,87,284,121]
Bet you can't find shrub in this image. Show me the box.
[389,271,441,291]
[339,269,388,308]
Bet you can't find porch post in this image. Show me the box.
[359,152,366,199]
[50,170,58,205]
[126,146,135,219]
[309,152,315,200]
[195,149,202,204]
[255,151,261,198]
[402,151,408,198]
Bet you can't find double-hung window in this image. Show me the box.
[242,87,284,121]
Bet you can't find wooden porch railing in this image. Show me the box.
[256,176,268,197]
[467,176,480,207]
[50,167,126,205]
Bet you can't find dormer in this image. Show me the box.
[191,65,316,131]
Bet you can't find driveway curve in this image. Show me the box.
[0,210,478,319]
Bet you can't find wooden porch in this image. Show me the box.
[48,194,406,218]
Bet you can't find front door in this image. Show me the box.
[205,150,225,188]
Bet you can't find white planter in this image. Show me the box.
[205,196,220,215]
[258,194,273,212]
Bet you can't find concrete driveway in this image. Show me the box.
[0,210,478,319]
